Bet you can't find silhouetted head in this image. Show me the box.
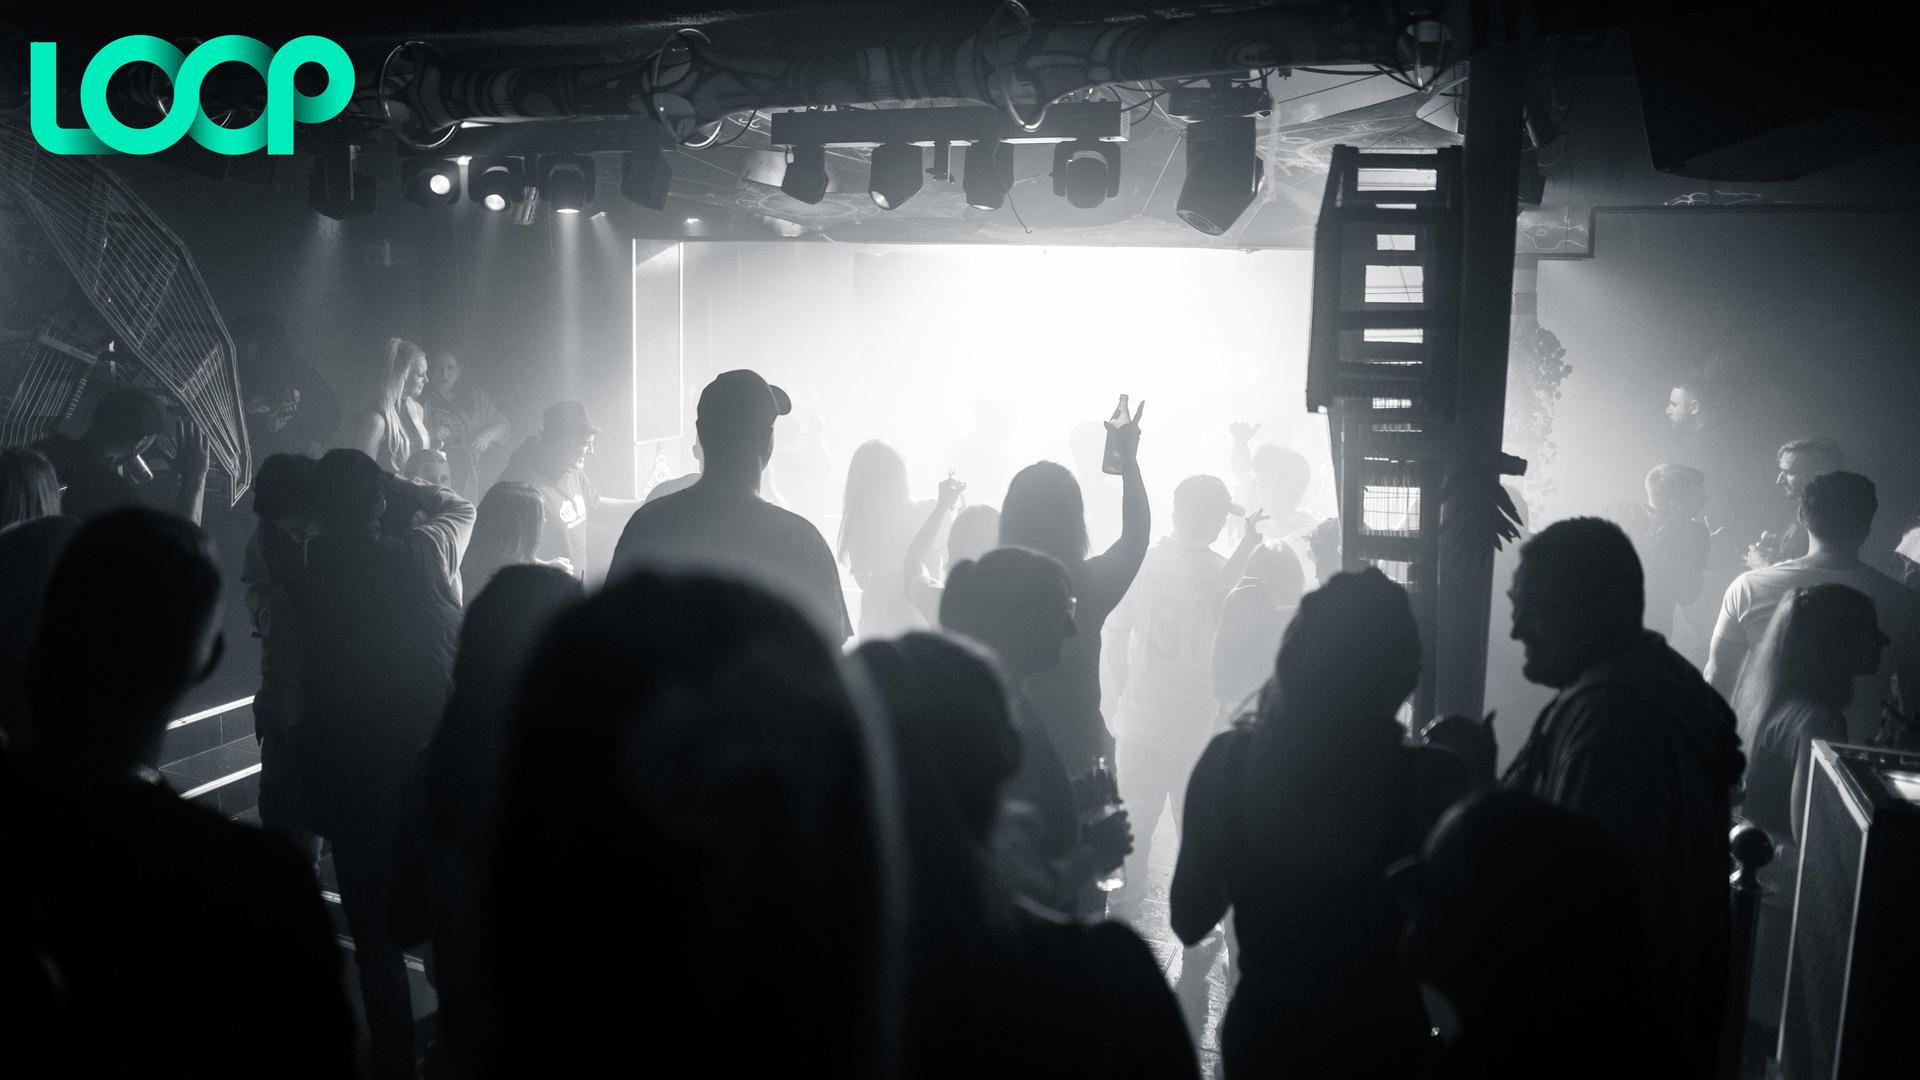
[1247,541,1306,608]
[29,509,222,774]
[538,401,600,471]
[1252,444,1310,517]
[465,482,548,577]
[1511,518,1644,689]
[694,370,790,475]
[940,546,1077,678]
[1801,470,1876,554]
[1666,377,1710,434]
[429,351,462,397]
[946,505,1001,571]
[489,570,884,1075]
[1269,567,1420,724]
[1172,474,1241,544]
[83,388,169,460]
[452,564,581,709]
[311,448,387,536]
[1395,791,1648,1031]
[405,447,452,489]
[1000,461,1088,566]
[838,440,911,574]
[855,632,1020,844]
[251,453,317,542]
[1,447,61,528]
[1732,584,1884,741]
[1644,463,1707,519]
[1776,436,1844,500]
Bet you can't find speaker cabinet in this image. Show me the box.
[1778,742,1920,1079]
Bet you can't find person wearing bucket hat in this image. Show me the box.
[611,370,851,644]
[500,401,639,573]
[1102,473,1268,920]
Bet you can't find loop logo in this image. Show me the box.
[30,35,353,155]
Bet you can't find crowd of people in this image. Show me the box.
[2,342,1918,1080]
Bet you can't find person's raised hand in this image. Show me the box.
[179,426,211,477]
[937,475,967,511]
[1111,400,1145,466]
[1229,421,1259,443]
[1243,508,1270,539]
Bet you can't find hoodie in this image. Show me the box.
[1504,632,1745,1071]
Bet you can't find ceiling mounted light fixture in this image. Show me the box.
[962,139,1013,210]
[1052,139,1121,209]
[621,144,674,210]
[868,142,924,210]
[541,154,596,214]
[1177,115,1264,235]
[469,157,528,213]
[401,158,459,207]
[780,144,828,204]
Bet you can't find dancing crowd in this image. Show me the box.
[3,339,1918,1080]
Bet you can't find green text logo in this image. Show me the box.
[31,35,353,155]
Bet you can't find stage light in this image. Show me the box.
[469,157,528,213]
[541,154,596,214]
[868,142,923,210]
[685,217,702,224]
[401,159,459,206]
[1052,139,1121,209]
[1177,116,1264,235]
[622,146,673,210]
[308,143,376,220]
[780,144,829,204]
[963,139,1013,210]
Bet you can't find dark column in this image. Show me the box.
[1434,43,1534,719]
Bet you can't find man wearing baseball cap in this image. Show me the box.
[1102,473,1267,920]
[610,370,851,644]
[500,400,639,573]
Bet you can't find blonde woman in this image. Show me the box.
[351,337,431,473]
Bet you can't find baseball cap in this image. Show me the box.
[1174,474,1244,517]
[695,369,792,444]
[542,401,601,439]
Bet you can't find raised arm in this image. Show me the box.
[1085,405,1150,612]
[393,475,476,577]
[903,476,965,593]
[171,427,210,526]
[1218,510,1269,594]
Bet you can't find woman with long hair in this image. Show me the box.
[0,447,62,528]
[460,481,568,600]
[837,440,930,638]
[998,419,1148,782]
[350,337,430,473]
[1171,568,1465,1079]
[1732,583,1885,849]
[852,632,1197,1080]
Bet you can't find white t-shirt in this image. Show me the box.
[1107,537,1230,751]
[1713,556,1920,740]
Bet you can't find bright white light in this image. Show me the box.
[556,206,580,215]
[428,173,453,196]
[684,217,702,225]
[483,192,508,211]
[456,155,472,166]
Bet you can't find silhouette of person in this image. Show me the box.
[1503,518,1745,1074]
[902,475,997,626]
[1751,436,1843,569]
[1640,463,1712,642]
[838,440,933,638]
[231,312,342,459]
[1171,568,1460,1080]
[1730,582,1884,1033]
[499,401,639,574]
[460,480,575,600]
[1001,419,1149,782]
[349,337,431,474]
[1103,475,1267,919]
[1707,471,1920,743]
[1211,540,1306,718]
[1,446,61,527]
[422,350,510,501]
[31,386,208,523]
[241,453,320,843]
[0,516,77,752]
[852,632,1199,1080]
[391,563,581,1078]
[610,370,852,643]
[7,508,354,1079]
[485,571,889,1077]
[1394,792,1683,1080]
[294,449,473,1080]
[940,547,1132,912]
